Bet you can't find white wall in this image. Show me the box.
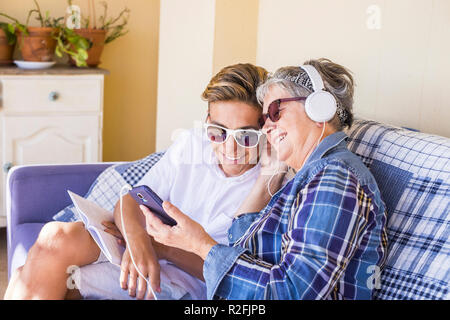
[212,0,259,74]
[256,0,450,137]
[156,0,216,151]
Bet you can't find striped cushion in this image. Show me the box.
[345,119,450,300]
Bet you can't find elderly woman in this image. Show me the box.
[143,58,388,300]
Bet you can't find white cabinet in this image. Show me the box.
[0,66,108,227]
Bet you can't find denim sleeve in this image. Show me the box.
[202,212,259,299]
[227,212,260,246]
[203,244,247,300]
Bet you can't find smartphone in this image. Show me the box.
[128,185,177,226]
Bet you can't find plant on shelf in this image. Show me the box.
[25,0,65,28]
[54,27,90,67]
[0,13,27,35]
[0,16,21,44]
[67,0,130,67]
[0,14,21,65]
[0,0,90,66]
[0,0,129,68]
[95,0,130,45]
[13,0,62,62]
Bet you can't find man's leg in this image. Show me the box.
[4,221,100,300]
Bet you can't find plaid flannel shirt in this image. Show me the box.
[203,132,388,299]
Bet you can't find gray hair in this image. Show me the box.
[256,58,355,130]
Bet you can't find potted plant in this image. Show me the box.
[0,18,18,65]
[68,0,130,67]
[15,0,63,62]
[0,1,90,66]
[54,27,90,67]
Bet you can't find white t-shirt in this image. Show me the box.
[137,127,261,299]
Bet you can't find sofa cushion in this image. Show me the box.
[345,119,450,300]
[52,152,164,222]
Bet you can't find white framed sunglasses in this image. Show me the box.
[203,123,263,148]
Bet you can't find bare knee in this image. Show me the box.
[7,222,97,299]
[31,221,86,259]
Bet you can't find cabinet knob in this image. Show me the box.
[3,162,13,173]
[49,91,59,101]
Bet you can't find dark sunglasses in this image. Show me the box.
[259,97,307,127]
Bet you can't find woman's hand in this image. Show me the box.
[259,134,288,176]
[233,135,289,218]
[102,221,126,246]
[140,202,218,260]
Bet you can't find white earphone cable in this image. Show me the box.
[317,122,326,148]
[267,165,289,198]
[119,184,158,300]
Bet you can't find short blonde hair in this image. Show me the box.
[202,63,268,110]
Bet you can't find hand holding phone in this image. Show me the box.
[128,185,177,226]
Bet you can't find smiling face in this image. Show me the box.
[261,85,320,170]
[208,100,262,177]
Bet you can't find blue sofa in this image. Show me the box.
[6,163,113,279]
[5,119,450,299]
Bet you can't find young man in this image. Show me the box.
[5,63,269,300]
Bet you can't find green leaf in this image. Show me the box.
[77,37,90,50]
[56,37,64,46]
[65,28,75,37]
[55,45,62,57]
[16,24,27,35]
[7,23,15,34]
[67,35,78,44]
[75,56,87,67]
[6,33,16,45]
[0,24,14,44]
[78,48,88,60]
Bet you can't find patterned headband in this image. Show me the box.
[284,71,314,93]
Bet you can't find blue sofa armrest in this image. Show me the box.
[6,163,115,278]
[6,163,115,227]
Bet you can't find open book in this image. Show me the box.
[68,191,124,266]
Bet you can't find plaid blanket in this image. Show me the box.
[345,119,450,300]
[52,152,165,222]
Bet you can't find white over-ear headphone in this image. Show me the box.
[299,65,337,123]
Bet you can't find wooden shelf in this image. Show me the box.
[0,64,109,76]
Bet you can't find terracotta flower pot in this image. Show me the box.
[17,26,57,62]
[71,28,106,67]
[0,29,14,65]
